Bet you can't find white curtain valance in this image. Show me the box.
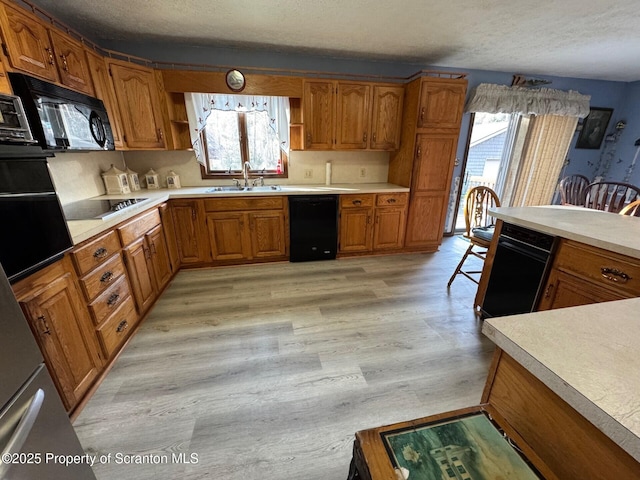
[185,93,290,164]
[465,83,591,118]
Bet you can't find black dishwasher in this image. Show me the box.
[289,195,338,262]
[481,223,556,318]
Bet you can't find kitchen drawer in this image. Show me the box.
[79,253,126,301]
[88,275,131,326]
[376,193,408,207]
[340,194,375,209]
[554,240,640,297]
[117,208,161,246]
[204,196,285,212]
[71,230,121,276]
[96,296,138,358]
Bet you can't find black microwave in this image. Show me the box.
[8,73,115,151]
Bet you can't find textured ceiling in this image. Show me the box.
[27,0,640,82]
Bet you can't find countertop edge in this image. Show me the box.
[66,183,410,244]
[482,314,640,463]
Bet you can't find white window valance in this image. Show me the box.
[185,93,290,164]
[465,83,591,118]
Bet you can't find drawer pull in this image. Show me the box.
[100,271,114,283]
[106,293,120,307]
[387,198,396,204]
[601,267,631,283]
[352,200,362,206]
[93,247,108,259]
[116,320,128,333]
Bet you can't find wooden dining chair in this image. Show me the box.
[447,186,500,293]
[619,198,640,217]
[584,182,640,213]
[558,174,590,205]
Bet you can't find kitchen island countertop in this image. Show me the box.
[483,297,640,463]
[66,183,409,244]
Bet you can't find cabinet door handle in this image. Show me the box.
[372,132,377,143]
[100,271,114,283]
[93,247,108,259]
[157,128,164,140]
[191,207,196,221]
[143,245,151,260]
[544,283,554,299]
[363,132,367,144]
[116,320,129,333]
[150,242,157,255]
[59,54,69,72]
[416,146,421,159]
[601,267,631,283]
[367,215,372,224]
[37,315,51,335]
[420,107,425,123]
[45,47,55,65]
[106,293,120,307]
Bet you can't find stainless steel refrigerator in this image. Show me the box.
[0,263,96,480]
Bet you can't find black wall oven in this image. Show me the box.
[0,144,72,283]
[481,223,556,318]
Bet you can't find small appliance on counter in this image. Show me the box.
[8,72,115,151]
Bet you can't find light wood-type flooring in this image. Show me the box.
[74,236,495,480]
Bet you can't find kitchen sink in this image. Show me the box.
[205,185,281,193]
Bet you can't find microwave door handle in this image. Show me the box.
[0,388,45,476]
[0,192,56,198]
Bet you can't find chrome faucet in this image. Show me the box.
[242,161,251,187]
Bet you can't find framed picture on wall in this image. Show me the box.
[576,107,613,149]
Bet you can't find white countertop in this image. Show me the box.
[65,183,409,244]
[483,298,640,463]
[489,205,640,259]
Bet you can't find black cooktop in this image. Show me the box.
[62,198,148,220]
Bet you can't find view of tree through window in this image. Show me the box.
[203,109,283,175]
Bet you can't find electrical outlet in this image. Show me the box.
[304,169,313,178]
[359,167,366,177]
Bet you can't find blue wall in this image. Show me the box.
[106,40,634,186]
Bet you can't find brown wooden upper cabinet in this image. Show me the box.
[108,60,166,149]
[0,3,94,95]
[85,50,125,148]
[303,80,403,151]
[416,81,466,129]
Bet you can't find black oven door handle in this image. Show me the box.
[0,192,56,198]
[498,238,550,263]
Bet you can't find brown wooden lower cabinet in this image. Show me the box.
[350,349,639,480]
[170,199,211,266]
[338,193,407,255]
[13,258,103,413]
[119,209,173,315]
[536,238,640,311]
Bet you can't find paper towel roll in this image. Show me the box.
[325,161,332,185]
